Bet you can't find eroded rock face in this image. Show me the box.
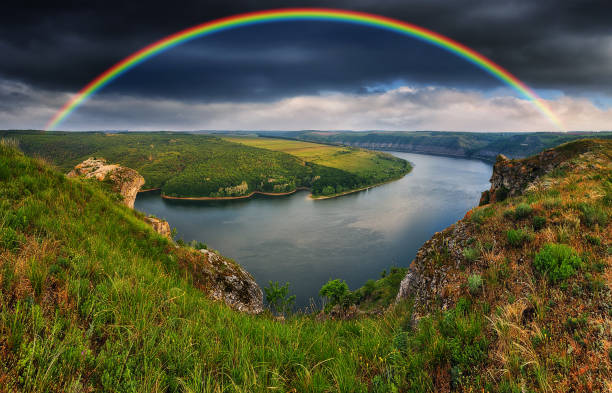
[196,249,263,314]
[396,222,471,315]
[396,140,601,314]
[67,158,145,208]
[481,141,596,205]
[144,216,172,239]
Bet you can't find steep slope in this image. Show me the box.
[396,139,611,391]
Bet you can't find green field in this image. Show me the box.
[0,131,411,198]
[223,136,404,176]
[223,135,411,197]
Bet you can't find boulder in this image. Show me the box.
[144,216,172,239]
[67,158,144,208]
[198,248,264,314]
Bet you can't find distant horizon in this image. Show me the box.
[3,129,612,134]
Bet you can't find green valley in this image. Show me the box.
[0,131,411,199]
[0,138,610,391]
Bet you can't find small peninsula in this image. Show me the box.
[0,130,411,200]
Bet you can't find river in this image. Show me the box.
[134,152,492,308]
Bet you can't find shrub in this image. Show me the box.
[506,229,532,247]
[585,234,601,246]
[264,281,296,316]
[513,203,533,219]
[577,203,608,227]
[565,314,587,332]
[534,243,582,283]
[467,274,483,295]
[319,279,352,312]
[462,247,480,262]
[532,216,546,231]
[503,209,515,219]
[471,207,494,224]
[542,197,562,210]
[360,279,376,298]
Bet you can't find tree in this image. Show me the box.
[264,281,296,316]
[319,279,354,312]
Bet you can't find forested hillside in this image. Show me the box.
[271,130,612,161]
[0,131,410,198]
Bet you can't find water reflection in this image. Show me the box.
[135,152,492,308]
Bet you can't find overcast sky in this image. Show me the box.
[2,0,611,131]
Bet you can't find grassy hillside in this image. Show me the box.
[0,139,409,392]
[0,131,410,199]
[0,138,610,392]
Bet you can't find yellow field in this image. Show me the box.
[222,136,396,175]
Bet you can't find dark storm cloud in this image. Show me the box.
[1,0,611,99]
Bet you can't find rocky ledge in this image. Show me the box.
[67,157,145,208]
[144,216,172,239]
[395,221,472,318]
[480,140,597,205]
[198,249,263,314]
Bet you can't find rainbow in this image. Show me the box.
[45,8,565,131]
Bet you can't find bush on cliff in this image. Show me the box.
[533,243,582,283]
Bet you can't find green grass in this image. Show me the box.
[533,243,582,283]
[577,202,608,227]
[506,228,533,247]
[0,142,482,392]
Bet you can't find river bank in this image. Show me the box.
[141,170,411,201]
[159,187,309,201]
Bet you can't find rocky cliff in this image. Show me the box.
[197,249,263,314]
[479,140,598,205]
[396,139,611,317]
[67,157,145,208]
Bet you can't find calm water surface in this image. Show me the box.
[135,152,492,308]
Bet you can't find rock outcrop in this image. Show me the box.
[396,222,472,316]
[67,158,145,208]
[189,248,263,314]
[143,216,172,239]
[480,140,597,205]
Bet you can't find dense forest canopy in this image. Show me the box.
[0,131,410,198]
